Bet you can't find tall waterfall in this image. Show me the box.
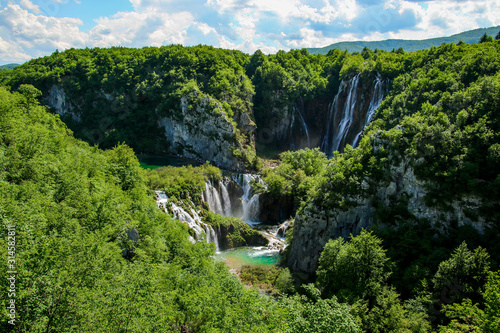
[321,73,385,158]
[289,104,311,150]
[332,73,361,153]
[321,81,344,157]
[353,75,384,147]
[294,105,311,148]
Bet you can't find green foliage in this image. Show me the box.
[7,45,255,157]
[203,211,266,249]
[262,148,327,211]
[0,86,286,332]
[317,230,391,301]
[275,268,296,295]
[281,285,361,333]
[479,33,494,43]
[432,242,490,303]
[351,286,431,333]
[146,162,221,202]
[315,231,435,332]
[440,271,500,332]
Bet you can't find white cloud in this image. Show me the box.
[88,8,195,47]
[0,4,86,62]
[1,0,500,64]
[19,0,40,13]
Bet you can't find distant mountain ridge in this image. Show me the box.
[0,63,20,70]
[308,26,500,54]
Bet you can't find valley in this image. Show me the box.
[1,35,500,332]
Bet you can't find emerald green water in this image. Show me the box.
[215,247,280,270]
[138,154,203,170]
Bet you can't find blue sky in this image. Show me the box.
[0,0,499,64]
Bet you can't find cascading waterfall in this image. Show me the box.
[294,105,311,148]
[189,174,287,255]
[205,224,220,251]
[332,73,361,153]
[321,81,345,157]
[203,174,262,224]
[203,180,232,217]
[203,181,223,215]
[156,190,219,250]
[239,174,261,224]
[321,73,385,157]
[220,180,232,216]
[352,75,384,147]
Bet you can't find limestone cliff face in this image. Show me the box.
[44,84,254,169]
[288,158,493,273]
[158,89,251,169]
[45,86,80,122]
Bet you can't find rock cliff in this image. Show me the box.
[158,88,252,169]
[45,85,255,169]
[288,156,494,273]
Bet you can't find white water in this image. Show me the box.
[203,181,224,216]
[352,75,384,147]
[156,190,219,250]
[294,105,311,148]
[332,73,361,153]
[321,80,344,157]
[321,73,386,157]
[162,173,286,254]
[203,179,232,217]
[220,180,232,217]
[240,174,261,223]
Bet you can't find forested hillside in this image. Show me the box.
[0,86,372,332]
[307,25,500,54]
[1,38,500,332]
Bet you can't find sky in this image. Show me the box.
[0,0,499,64]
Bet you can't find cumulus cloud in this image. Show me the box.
[1,0,500,64]
[0,4,86,62]
[19,0,40,13]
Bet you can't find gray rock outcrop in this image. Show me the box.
[288,159,493,273]
[158,89,250,169]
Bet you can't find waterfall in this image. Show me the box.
[205,224,219,252]
[170,202,204,235]
[203,174,262,224]
[203,180,232,216]
[321,81,344,157]
[321,73,385,157]
[203,181,223,215]
[289,105,296,150]
[352,75,384,147]
[294,105,311,148]
[155,191,220,250]
[332,73,361,153]
[220,180,233,216]
[240,174,261,224]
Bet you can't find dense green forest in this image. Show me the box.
[0,86,369,332]
[1,36,500,332]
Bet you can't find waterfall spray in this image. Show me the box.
[294,105,311,148]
